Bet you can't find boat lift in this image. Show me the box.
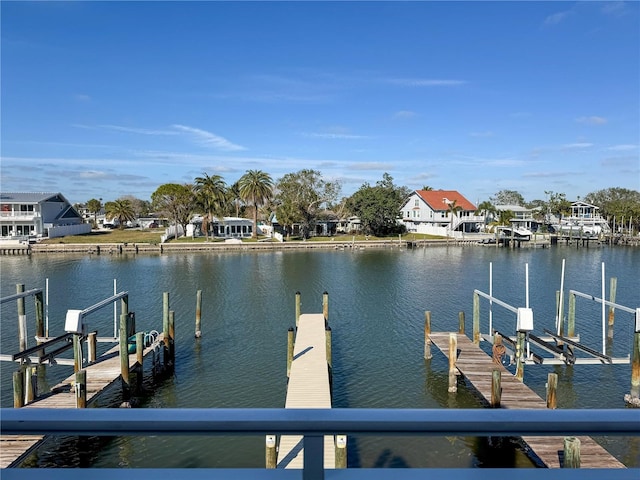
[475,262,636,366]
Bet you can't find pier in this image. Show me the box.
[427,332,626,468]
[277,313,335,469]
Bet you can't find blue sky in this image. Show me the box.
[1,1,638,206]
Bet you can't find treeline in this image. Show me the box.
[81,170,640,238]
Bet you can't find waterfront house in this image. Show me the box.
[493,204,542,232]
[400,190,480,237]
[188,215,254,239]
[0,192,90,241]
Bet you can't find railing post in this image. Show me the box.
[75,370,87,408]
[17,284,27,353]
[287,327,294,378]
[515,331,525,382]
[303,435,324,480]
[335,435,347,468]
[322,291,329,323]
[608,277,617,327]
[458,311,465,335]
[13,370,24,408]
[563,436,581,468]
[119,313,130,398]
[490,369,501,407]
[568,292,576,338]
[136,331,144,394]
[88,332,97,363]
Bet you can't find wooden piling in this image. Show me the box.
[195,289,202,338]
[490,369,501,407]
[75,370,87,408]
[515,331,525,382]
[323,291,329,322]
[448,333,457,393]
[23,366,36,404]
[287,327,294,378]
[88,332,97,363]
[35,291,45,340]
[169,310,176,365]
[265,435,277,468]
[424,311,432,360]
[568,292,576,338]
[121,294,129,317]
[13,370,24,408]
[608,277,617,327]
[295,291,301,328]
[563,437,581,468]
[458,311,465,334]
[335,435,347,468]
[473,293,480,345]
[73,334,82,373]
[17,284,27,353]
[119,313,130,397]
[546,372,558,409]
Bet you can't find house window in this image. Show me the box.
[414,199,419,207]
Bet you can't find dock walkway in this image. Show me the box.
[277,313,334,469]
[0,336,164,469]
[428,332,626,468]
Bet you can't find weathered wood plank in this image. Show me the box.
[429,332,626,469]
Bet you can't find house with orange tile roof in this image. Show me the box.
[399,189,482,237]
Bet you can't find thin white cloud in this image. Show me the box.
[74,94,91,102]
[393,110,419,119]
[304,132,370,140]
[576,116,607,125]
[100,124,178,136]
[602,2,628,17]
[348,162,395,171]
[171,124,246,151]
[544,10,573,26]
[386,78,466,87]
[608,144,638,151]
[562,142,594,149]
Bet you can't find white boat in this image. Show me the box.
[551,201,611,238]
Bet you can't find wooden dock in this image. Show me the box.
[0,335,165,469]
[277,313,335,469]
[428,332,626,468]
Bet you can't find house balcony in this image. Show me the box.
[0,212,41,222]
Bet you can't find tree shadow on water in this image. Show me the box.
[373,448,411,468]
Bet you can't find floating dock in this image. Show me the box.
[428,332,626,468]
[277,313,335,469]
[0,335,166,469]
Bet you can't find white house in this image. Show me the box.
[0,192,90,241]
[399,190,480,237]
[187,216,254,239]
[493,204,542,232]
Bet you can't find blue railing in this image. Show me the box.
[2,408,639,480]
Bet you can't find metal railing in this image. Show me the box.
[2,408,639,480]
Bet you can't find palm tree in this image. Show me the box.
[194,173,227,240]
[238,170,274,239]
[86,198,102,228]
[475,200,496,232]
[105,199,135,229]
[227,181,242,218]
[446,199,463,237]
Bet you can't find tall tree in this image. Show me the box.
[545,191,572,221]
[226,181,243,218]
[194,173,227,240]
[275,169,341,239]
[104,199,135,229]
[347,173,408,236]
[151,183,195,238]
[584,187,640,229]
[238,170,274,238]
[86,198,102,227]
[121,195,151,218]
[490,189,525,206]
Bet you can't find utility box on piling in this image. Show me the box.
[517,307,534,332]
[65,310,84,334]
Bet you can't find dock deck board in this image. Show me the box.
[277,313,334,469]
[0,336,164,469]
[428,332,626,469]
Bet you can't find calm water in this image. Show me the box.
[1,245,639,468]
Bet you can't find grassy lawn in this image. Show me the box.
[40,229,165,244]
[40,230,445,244]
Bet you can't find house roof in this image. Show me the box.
[0,192,65,203]
[414,190,476,211]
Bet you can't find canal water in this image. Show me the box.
[1,245,639,468]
